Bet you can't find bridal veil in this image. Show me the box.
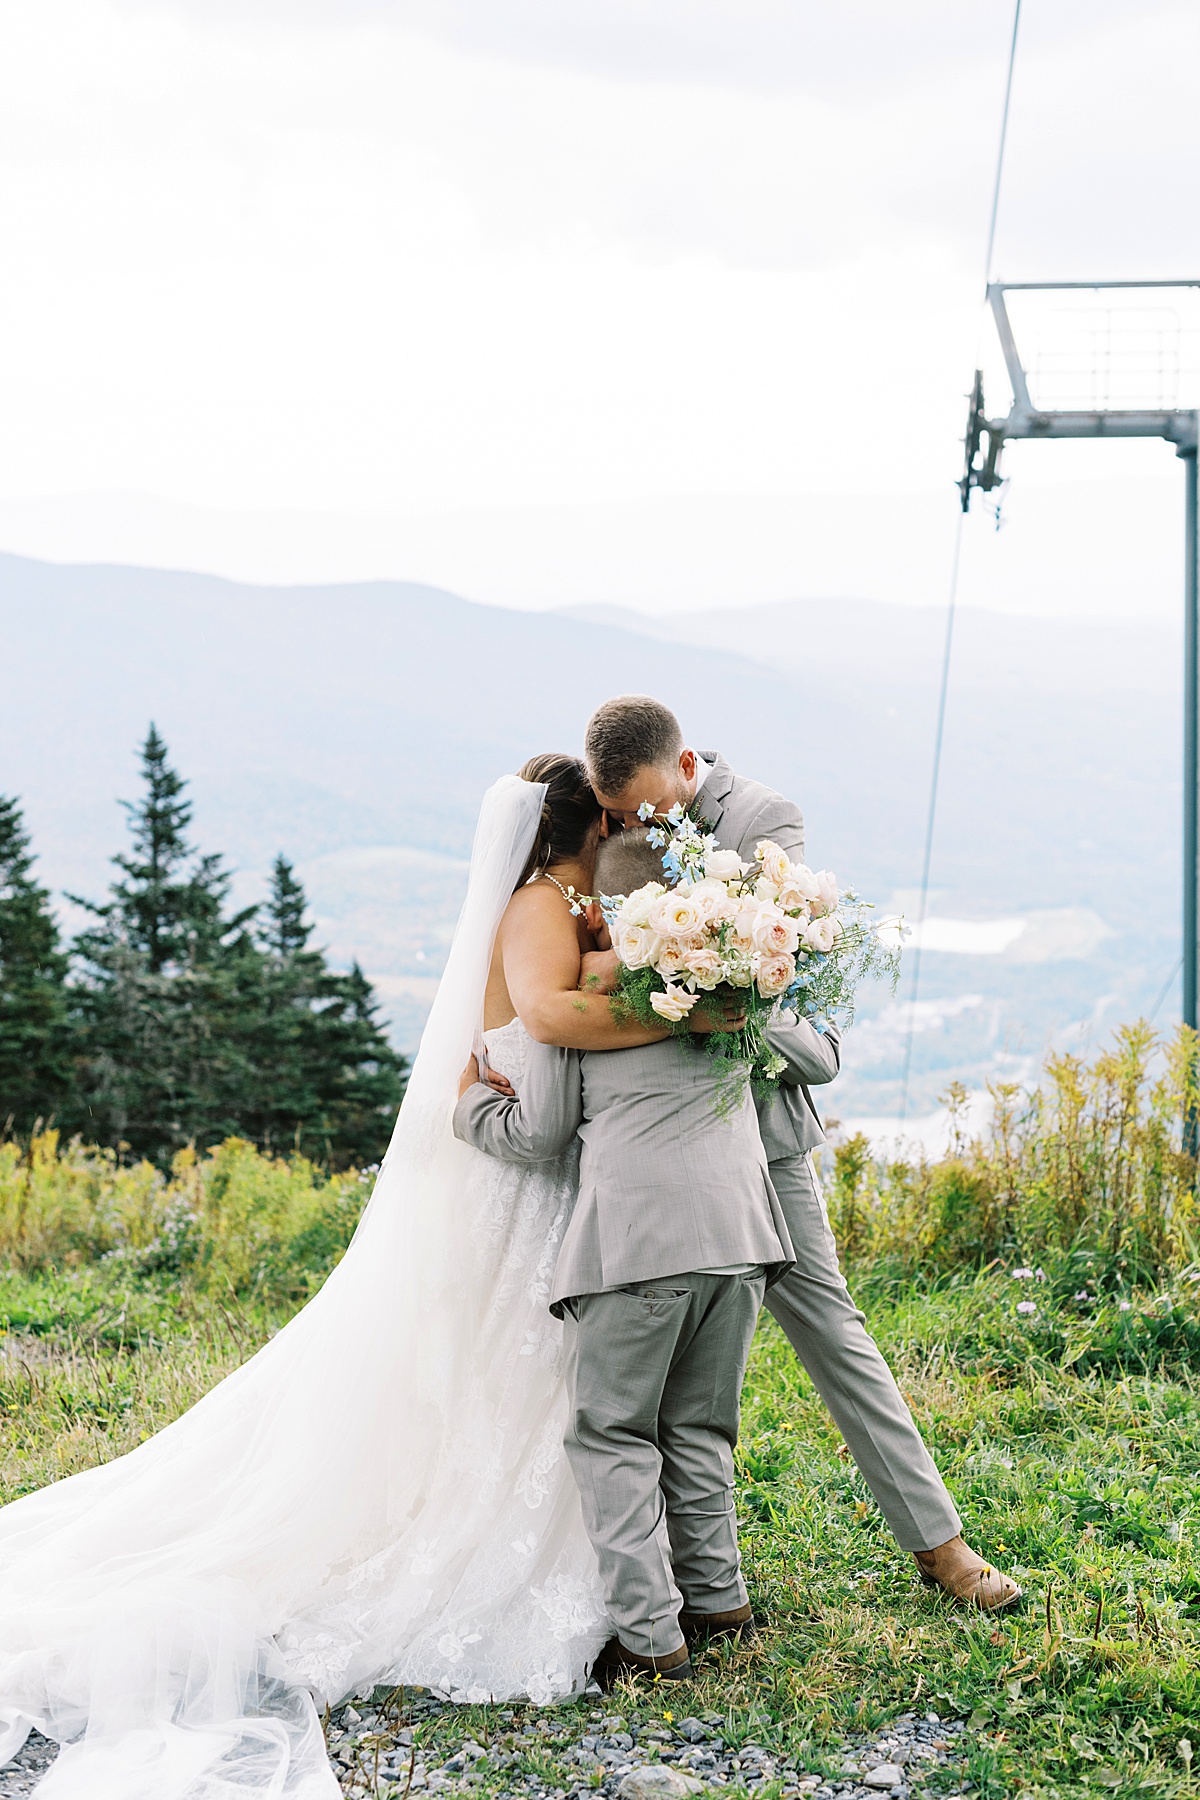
[0,775,606,1800]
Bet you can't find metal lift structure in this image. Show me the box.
[960,278,1200,1136]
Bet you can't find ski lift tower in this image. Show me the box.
[961,279,1200,1136]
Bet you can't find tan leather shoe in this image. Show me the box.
[915,1536,1023,1611]
[678,1601,758,1645]
[592,1636,693,1690]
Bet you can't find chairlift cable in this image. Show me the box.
[1149,954,1185,1026]
[898,0,1023,1123]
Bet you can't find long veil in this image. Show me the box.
[0,774,600,1800]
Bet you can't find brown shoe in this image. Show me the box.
[678,1602,758,1644]
[915,1536,1023,1612]
[592,1636,693,1689]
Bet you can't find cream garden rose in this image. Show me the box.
[652,892,703,940]
[681,945,722,986]
[755,839,792,888]
[777,866,820,911]
[704,848,746,881]
[756,953,795,998]
[615,922,663,970]
[811,870,840,918]
[751,906,802,957]
[686,877,738,925]
[803,913,843,954]
[618,882,666,927]
[649,985,699,1022]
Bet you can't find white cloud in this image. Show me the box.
[908,917,1028,955]
[0,0,1196,605]
[902,909,1114,960]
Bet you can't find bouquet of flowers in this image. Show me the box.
[595,803,900,1097]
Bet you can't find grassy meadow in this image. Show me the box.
[2,1024,1199,1799]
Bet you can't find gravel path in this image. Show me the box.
[0,1700,975,1798]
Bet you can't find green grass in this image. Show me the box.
[4,1259,1199,1798]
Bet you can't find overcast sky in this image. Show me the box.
[1,0,1198,612]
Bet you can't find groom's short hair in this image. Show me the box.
[585,696,683,795]
[593,827,671,898]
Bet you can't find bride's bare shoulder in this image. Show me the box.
[500,880,574,937]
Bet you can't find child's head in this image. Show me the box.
[587,827,673,945]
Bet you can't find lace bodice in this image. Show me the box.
[483,1014,530,1086]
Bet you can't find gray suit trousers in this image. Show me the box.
[764,1154,961,1551]
[562,1269,766,1659]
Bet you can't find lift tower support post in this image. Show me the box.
[961,278,1200,1151]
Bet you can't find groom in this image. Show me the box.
[581,694,1020,1613]
[456,826,797,1683]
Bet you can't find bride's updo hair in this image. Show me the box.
[516,753,603,887]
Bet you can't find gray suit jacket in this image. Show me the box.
[454,1036,795,1314]
[694,751,841,1163]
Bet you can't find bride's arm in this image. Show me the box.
[500,883,669,1050]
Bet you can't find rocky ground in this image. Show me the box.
[0,1698,977,1799]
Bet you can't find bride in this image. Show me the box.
[0,758,665,1800]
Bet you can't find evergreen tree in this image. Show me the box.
[0,796,75,1131]
[71,726,260,1160]
[243,856,406,1164]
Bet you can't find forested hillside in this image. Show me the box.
[0,729,405,1164]
[0,550,1179,1116]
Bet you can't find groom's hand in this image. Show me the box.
[460,1051,518,1094]
[690,994,749,1034]
[459,1053,518,1099]
[458,1055,482,1098]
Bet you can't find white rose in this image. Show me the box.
[757,952,795,998]
[616,922,663,970]
[731,902,763,949]
[650,984,700,1023]
[704,848,745,881]
[618,881,666,927]
[776,866,819,912]
[651,892,703,939]
[802,914,843,954]
[688,878,738,924]
[811,869,840,918]
[755,840,791,887]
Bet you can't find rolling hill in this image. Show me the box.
[0,550,1181,1121]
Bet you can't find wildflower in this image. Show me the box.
[1016,1300,1037,1315]
[1013,1268,1035,1280]
[1074,1290,1090,1302]
[1118,1300,1132,1312]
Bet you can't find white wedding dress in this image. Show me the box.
[0,777,608,1800]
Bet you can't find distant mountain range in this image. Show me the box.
[0,551,1182,1124]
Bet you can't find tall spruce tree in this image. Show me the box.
[244,856,406,1164]
[0,796,76,1131]
[72,726,260,1160]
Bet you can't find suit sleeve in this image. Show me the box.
[734,794,805,868]
[764,1014,841,1089]
[730,791,836,1089]
[452,1041,584,1163]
